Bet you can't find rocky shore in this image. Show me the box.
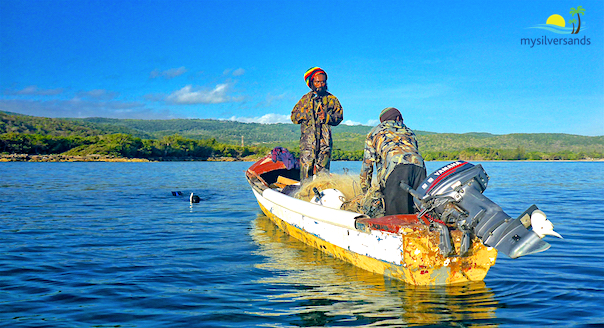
[0,154,261,162]
[0,154,151,162]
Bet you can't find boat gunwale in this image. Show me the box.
[246,153,498,285]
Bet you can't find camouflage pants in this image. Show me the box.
[299,148,331,181]
[298,121,333,181]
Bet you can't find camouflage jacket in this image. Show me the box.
[360,120,425,192]
[291,91,343,154]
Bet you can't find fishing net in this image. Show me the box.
[348,185,385,218]
[294,172,361,202]
[294,172,385,217]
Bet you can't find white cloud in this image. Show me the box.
[227,113,291,124]
[167,84,242,104]
[226,114,376,126]
[144,93,164,101]
[223,68,246,76]
[10,85,64,96]
[232,68,245,76]
[342,119,363,126]
[0,98,177,119]
[76,89,118,100]
[255,92,290,108]
[343,119,377,126]
[150,67,187,79]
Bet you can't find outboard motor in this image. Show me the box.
[402,161,562,259]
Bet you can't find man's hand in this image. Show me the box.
[317,103,325,121]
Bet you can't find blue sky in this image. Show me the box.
[1,0,603,136]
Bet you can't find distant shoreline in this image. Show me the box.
[1,154,602,163]
[0,154,261,163]
[425,159,604,162]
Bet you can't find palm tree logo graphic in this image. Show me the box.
[568,18,578,34]
[530,6,586,34]
[570,6,586,34]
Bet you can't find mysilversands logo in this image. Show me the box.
[521,6,591,48]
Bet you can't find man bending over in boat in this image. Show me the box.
[291,67,343,181]
[360,107,427,215]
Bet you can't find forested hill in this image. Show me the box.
[73,117,391,145]
[1,111,603,160]
[68,117,602,153]
[0,111,151,138]
[71,116,603,154]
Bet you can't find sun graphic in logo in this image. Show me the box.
[530,6,586,34]
[546,14,565,27]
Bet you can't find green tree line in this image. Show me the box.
[1,131,602,161]
[421,146,603,161]
[2,111,602,161]
[0,133,267,160]
[290,146,602,161]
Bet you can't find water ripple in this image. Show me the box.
[0,161,602,327]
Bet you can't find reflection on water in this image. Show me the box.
[251,214,499,327]
[1,162,600,327]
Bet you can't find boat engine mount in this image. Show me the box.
[402,161,562,258]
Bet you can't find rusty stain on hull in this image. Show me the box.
[247,153,498,286]
[257,201,498,286]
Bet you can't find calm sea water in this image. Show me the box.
[0,161,602,327]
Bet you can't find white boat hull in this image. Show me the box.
[252,188,498,286]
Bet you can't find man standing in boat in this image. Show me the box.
[360,107,426,215]
[291,67,343,181]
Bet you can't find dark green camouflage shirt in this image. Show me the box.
[360,120,425,192]
[291,91,343,156]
